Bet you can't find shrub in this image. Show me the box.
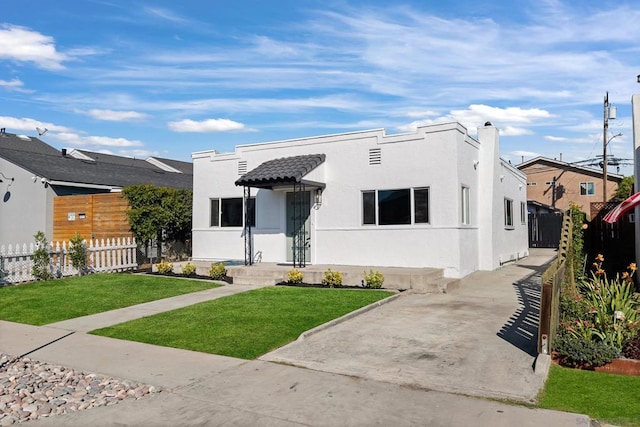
[321,268,343,288]
[623,337,640,360]
[553,331,619,368]
[68,232,88,275]
[181,262,196,277]
[559,285,589,323]
[287,268,303,284]
[363,269,384,289]
[31,231,53,281]
[208,262,227,280]
[568,203,586,280]
[579,270,639,349]
[156,261,173,275]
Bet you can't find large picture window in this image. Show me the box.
[210,197,255,227]
[362,188,429,226]
[378,189,411,225]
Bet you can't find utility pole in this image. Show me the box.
[603,92,616,204]
[603,92,609,204]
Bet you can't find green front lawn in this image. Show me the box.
[539,364,640,427]
[0,274,221,325]
[91,286,394,359]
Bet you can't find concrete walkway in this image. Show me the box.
[0,250,593,426]
[261,249,555,402]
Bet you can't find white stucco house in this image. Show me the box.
[191,121,528,278]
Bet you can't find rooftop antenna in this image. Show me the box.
[36,127,48,136]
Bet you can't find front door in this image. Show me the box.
[286,191,311,263]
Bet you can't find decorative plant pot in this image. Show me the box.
[595,358,640,377]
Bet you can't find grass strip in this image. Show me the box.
[539,364,640,427]
[0,274,221,325]
[91,286,394,359]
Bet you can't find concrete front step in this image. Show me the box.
[165,261,460,293]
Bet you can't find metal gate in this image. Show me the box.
[528,213,563,248]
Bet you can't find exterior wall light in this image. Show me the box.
[314,188,323,205]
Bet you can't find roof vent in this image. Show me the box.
[369,148,381,165]
[238,160,248,175]
[61,148,67,157]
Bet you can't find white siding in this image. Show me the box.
[192,122,528,278]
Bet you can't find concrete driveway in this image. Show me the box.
[261,248,557,403]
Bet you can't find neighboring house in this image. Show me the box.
[517,156,623,216]
[192,122,528,279]
[0,129,192,245]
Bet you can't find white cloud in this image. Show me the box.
[545,135,569,142]
[144,7,190,25]
[52,132,144,148]
[450,105,552,125]
[512,150,540,158]
[405,110,439,119]
[500,126,533,136]
[76,109,148,122]
[0,25,68,70]
[0,78,25,90]
[396,104,550,134]
[0,116,71,133]
[168,118,246,133]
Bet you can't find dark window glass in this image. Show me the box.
[363,191,376,224]
[210,199,219,227]
[221,198,243,227]
[414,188,429,223]
[504,198,513,227]
[247,197,256,227]
[378,189,411,225]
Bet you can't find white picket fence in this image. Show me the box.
[0,237,138,285]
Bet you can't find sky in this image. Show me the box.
[1,0,640,175]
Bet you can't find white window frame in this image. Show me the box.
[580,182,595,196]
[209,197,255,228]
[362,187,430,226]
[461,186,470,225]
[504,198,514,228]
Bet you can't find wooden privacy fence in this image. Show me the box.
[0,237,137,285]
[537,211,573,355]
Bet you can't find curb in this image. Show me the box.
[296,291,402,341]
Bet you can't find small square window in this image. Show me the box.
[580,182,595,196]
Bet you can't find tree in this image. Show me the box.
[32,231,53,281]
[613,176,634,202]
[122,185,192,261]
[68,232,88,275]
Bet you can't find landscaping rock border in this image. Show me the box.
[0,353,159,425]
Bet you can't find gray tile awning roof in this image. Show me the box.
[235,154,325,189]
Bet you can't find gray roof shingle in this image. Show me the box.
[235,154,325,188]
[0,132,192,190]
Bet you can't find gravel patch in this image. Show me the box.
[0,353,160,425]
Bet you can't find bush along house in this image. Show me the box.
[191,121,528,279]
